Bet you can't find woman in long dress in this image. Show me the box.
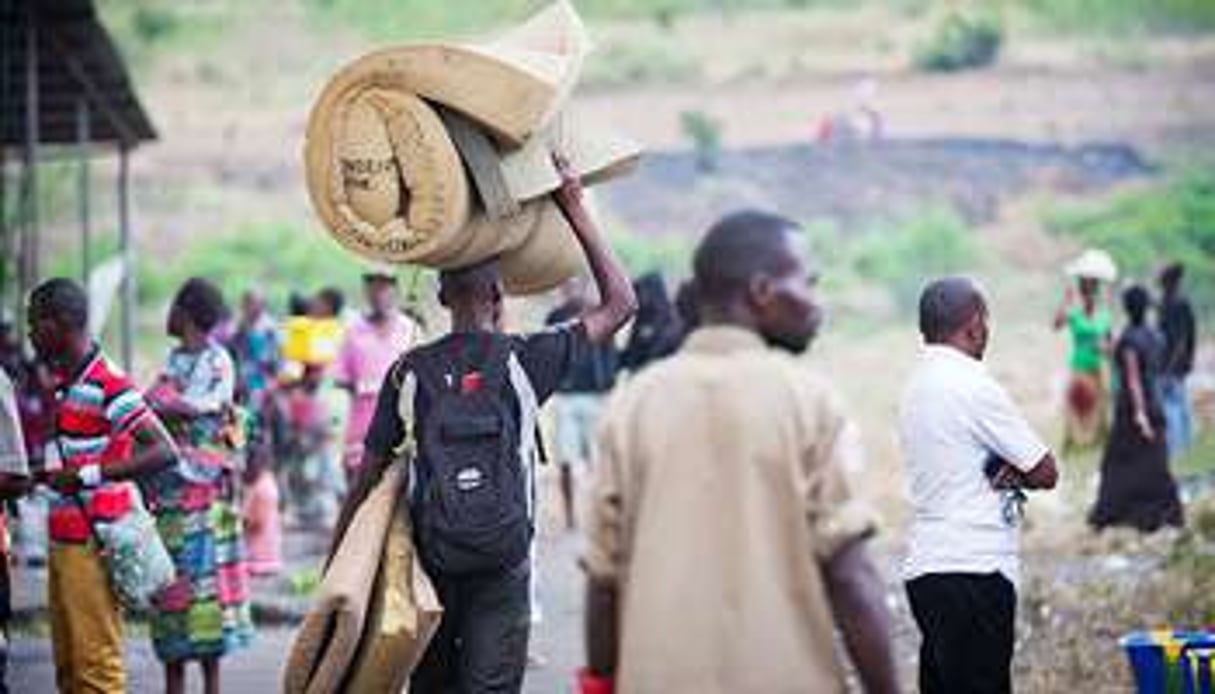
[1089,285,1184,532]
[146,278,254,694]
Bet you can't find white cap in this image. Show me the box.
[1065,248,1118,282]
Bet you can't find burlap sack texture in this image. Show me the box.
[304,1,642,294]
[281,462,409,694]
[342,504,442,692]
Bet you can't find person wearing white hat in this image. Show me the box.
[1053,256,1115,455]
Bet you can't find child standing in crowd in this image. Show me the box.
[242,452,282,577]
[145,278,254,694]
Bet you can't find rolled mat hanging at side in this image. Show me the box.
[302,0,643,295]
[281,462,409,694]
[340,503,442,692]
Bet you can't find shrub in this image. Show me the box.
[1046,168,1215,320]
[913,12,1003,72]
[582,36,701,88]
[610,227,694,277]
[132,6,178,44]
[1018,0,1215,35]
[135,221,369,311]
[679,110,724,172]
[850,205,980,310]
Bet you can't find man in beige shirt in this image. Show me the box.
[581,210,899,694]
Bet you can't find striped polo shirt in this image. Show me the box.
[49,345,152,543]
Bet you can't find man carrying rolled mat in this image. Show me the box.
[332,154,636,693]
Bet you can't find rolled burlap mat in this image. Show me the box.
[281,462,405,694]
[303,1,641,294]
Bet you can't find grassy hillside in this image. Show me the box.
[299,0,1215,40]
[100,0,1215,64]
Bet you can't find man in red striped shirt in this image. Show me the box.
[28,278,178,693]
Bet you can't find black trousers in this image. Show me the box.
[411,560,531,694]
[906,572,1016,694]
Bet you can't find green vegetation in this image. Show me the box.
[581,36,700,88]
[44,219,693,319]
[288,568,322,597]
[44,223,371,362]
[1046,168,1215,319]
[913,11,1003,72]
[1165,499,1215,625]
[301,0,539,41]
[299,0,1215,45]
[1019,0,1215,35]
[134,222,367,311]
[1176,429,1215,478]
[811,205,980,312]
[679,111,725,172]
[609,227,694,278]
[97,0,234,69]
[300,0,874,40]
[2,161,82,231]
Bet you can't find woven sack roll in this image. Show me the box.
[303,1,641,294]
[281,462,404,694]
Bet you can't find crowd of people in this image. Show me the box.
[1053,259,1198,532]
[0,266,432,691]
[0,166,1204,693]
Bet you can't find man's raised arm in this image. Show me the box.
[550,155,637,344]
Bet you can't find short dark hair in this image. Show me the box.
[439,258,502,303]
[317,286,345,316]
[1123,284,1151,325]
[362,271,397,285]
[918,276,985,343]
[1160,262,1184,287]
[288,291,311,317]
[172,277,227,333]
[29,278,89,332]
[692,210,800,306]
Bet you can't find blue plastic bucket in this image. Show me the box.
[1122,631,1215,694]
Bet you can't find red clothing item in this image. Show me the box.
[47,347,151,543]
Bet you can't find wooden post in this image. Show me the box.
[19,2,39,331]
[118,145,133,371]
[0,146,8,320]
[78,97,91,286]
[0,4,10,318]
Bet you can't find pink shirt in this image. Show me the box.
[332,311,416,468]
[242,469,282,576]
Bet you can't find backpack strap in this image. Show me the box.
[476,334,513,389]
[505,349,542,518]
[402,348,449,398]
[387,357,420,463]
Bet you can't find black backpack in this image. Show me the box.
[406,336,533,576]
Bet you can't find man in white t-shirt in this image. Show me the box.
[899,277,1058,694]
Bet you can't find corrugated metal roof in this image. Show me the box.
[1,0,156,148]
